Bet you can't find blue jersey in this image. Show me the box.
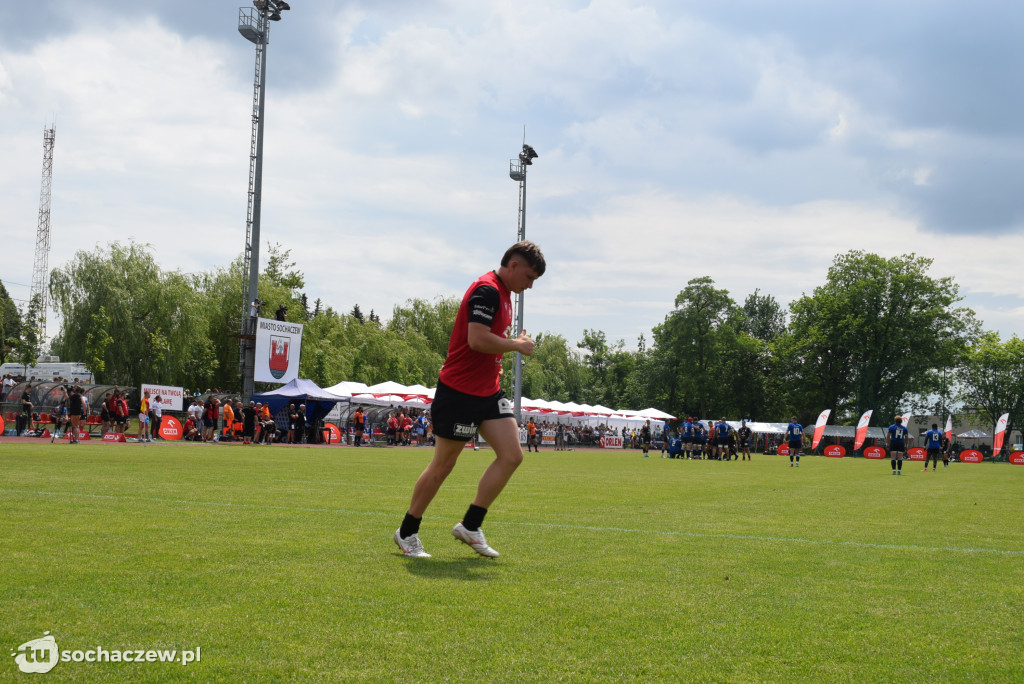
[888,424,908,447]
[786,423,803,445]
[716,422,730,440]
[682,422,694,438]
[668,437,682,455]
[924,429,943,450]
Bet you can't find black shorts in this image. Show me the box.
[430,380,513,441]
[789,441,802,454]
[739,440,750,448]
[204,417,214,429]
[927,448,941,458]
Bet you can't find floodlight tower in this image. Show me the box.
[237,0,291,401]
[508,142,538,422]
[30,124,56,342]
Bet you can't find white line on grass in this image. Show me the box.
[2,487,1022,557]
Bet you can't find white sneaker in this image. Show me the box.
[452,522,499,558]
[393,530,431,558]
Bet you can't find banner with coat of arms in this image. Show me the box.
[254,318,304,384]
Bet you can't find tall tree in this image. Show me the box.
[649,277,741,418]
[785,251,977,423]
[742,289,786,342]
[957,331,1024,456]
[14,293,44,373]
[0,280,22,365]
[49,242,217,387]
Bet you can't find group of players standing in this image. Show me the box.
[660,415,953,475]
[662,417,756,461]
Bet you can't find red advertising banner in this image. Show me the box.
[824,445,846,458]
[64,430,91,441]
[960,449,983,463]
[993,413,1009,457]
[854,410,873,451]
[600,435,623,449]
[778,445,790,455]
[0,415,5,433]
[863,446,886,459]
[159,415,183,441]
[1009,451,1024,465]
[812,409,831,450]
[907,447,927,461]
[323,423,342,444]
[102,432,127,443]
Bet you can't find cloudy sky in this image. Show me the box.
[3,0,1023,352]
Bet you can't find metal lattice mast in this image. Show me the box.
[31,125,56,341]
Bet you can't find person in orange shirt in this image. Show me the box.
[222,400,235,441]
[526,417,539,453]
[353,408,365,446]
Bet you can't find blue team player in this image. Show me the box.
[681,418,694,459]
[667,432,682,458]
[786,416,804,467]
[923,422,943,472]
[887,416,910,475]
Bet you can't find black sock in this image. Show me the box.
[399,512,421,539]
[462,504,487,531]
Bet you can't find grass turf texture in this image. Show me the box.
[1,442,1022,683]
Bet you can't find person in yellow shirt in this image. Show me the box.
[137,391,150,442]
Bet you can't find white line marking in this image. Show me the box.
[1,488,1021,556]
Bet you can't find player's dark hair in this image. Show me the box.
[502,240,546,276]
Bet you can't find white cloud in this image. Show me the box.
[1,1,1022,356]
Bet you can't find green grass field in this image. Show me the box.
[2,441,1022,682]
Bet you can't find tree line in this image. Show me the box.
[2,243,1021,443]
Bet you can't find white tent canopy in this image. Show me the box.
[324,379,677,423]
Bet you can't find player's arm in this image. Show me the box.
[464,284,534,355]
[468,324,534,355]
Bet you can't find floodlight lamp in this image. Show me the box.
[520,144,538,165]
[268,10,282,20]
[273,0,292,10]
[254,0,268,9]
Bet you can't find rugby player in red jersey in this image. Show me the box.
[394,241,545,558]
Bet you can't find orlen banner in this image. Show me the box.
[824,444,846,458]
[159,415,183,441]
[812,409,831,450]
[854,410,873,452]
[993,413,1010,457]
[1009,452,1024,465]
[600,435,623,449]
[906,447,927,461]
[863,446,886,459]
[141,384,185,412]
[944,415,953,442]
[255,318,304,384]
[960,449,983,463]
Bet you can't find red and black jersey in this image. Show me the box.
[439,270,513,396]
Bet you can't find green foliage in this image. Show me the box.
[49,242,217,387]
[957,331,1024,455]
[742,288,786,342]
[649,277,743,418]
[785,251,977,423]
[13,293,44,371]
[0,280,22,365]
